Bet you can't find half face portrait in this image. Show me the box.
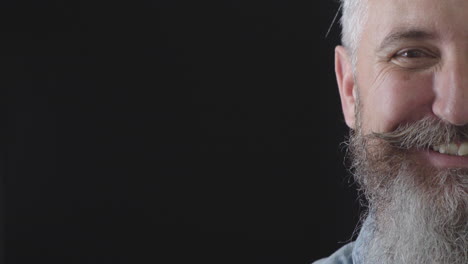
[316,0,468,263]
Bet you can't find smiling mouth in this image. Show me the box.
[432,142,468,156]
[418,143,468,169]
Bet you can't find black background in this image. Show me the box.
[7,0,361,263]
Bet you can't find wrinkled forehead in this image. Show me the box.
[362,0,468,47]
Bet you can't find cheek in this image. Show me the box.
[364,72,434,133]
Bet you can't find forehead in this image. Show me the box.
[363,0,468,46]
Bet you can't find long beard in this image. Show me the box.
[348,116,468,264]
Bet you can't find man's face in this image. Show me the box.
[336,0,468,169]
[335,1,468,263]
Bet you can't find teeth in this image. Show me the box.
[447,143,458,155]
[432,142,468,156]
[439,145,447,154]
[458,143,468,156]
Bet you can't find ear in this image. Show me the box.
[335,45,357,129]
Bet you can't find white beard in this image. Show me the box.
[348,99,468,263]
[356,157,468,264]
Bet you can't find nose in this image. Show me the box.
[432,54,468,126]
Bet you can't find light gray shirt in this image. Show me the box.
[312,242,355,264]
[312,215,374,264]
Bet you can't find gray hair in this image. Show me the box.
[339,0,368,67]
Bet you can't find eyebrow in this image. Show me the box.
[377,29,438,52]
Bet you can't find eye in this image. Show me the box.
[391,48,438,69]
[397,49,427,58]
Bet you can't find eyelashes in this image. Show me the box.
[391,48,439,69]
[396,49,430,58]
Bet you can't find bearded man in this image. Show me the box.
[314,0,468,263]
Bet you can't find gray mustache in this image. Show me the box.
[371,116,468,150]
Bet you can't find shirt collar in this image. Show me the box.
[352,212,376,264]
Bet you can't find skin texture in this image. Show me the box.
[336,0,468,135]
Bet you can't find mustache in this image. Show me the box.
[371,116,468,150]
